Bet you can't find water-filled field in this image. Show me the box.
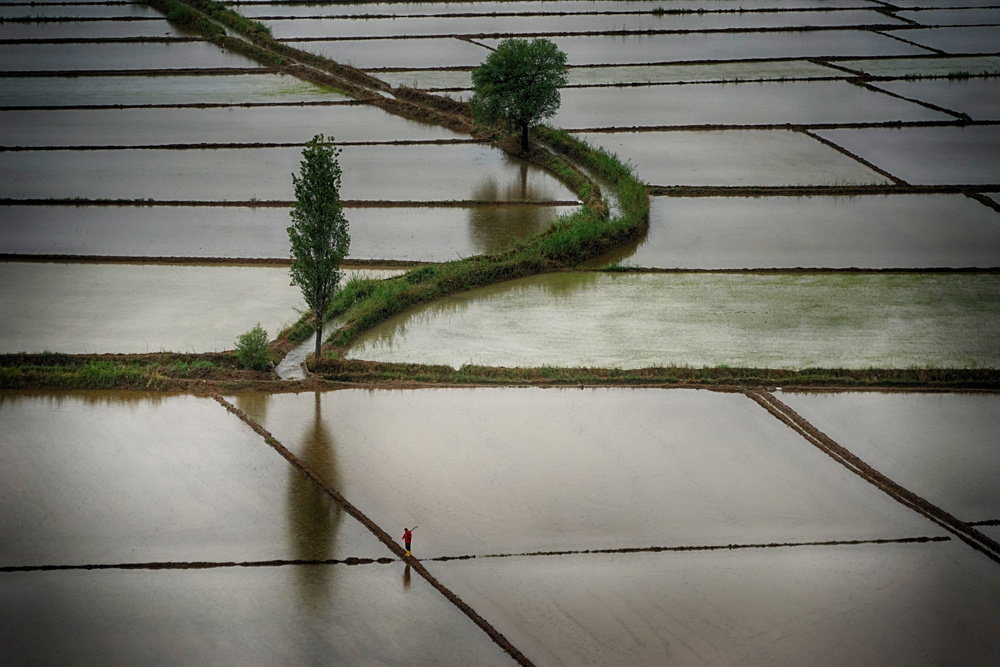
[346,272,1000,369]
[3,0,1000,663]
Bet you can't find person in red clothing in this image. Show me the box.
[402,526,416,557]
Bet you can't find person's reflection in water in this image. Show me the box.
[403,563,412,591]
[288,391,343,614]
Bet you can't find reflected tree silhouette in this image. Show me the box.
[287,391,343,614]
[466,167,560,256]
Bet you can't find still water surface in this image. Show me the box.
[629,194,1000,269]
[241,388,941,559]
[0,392,388,566]
[0,204,570,261]
[346,272,1000,370]
[575,130,890,186]
[432,541,1000,667]
[777,391,1000,523]
[0,144,575,202]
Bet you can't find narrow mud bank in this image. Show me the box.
[748,390,1000,565]
[211,395,536,667]
[430,535,951,562]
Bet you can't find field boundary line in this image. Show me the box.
[747,390,1000,565]
[211,395,536,667]
[429,535,950,562]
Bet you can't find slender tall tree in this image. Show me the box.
[470,38,568,152]
[288,134,350,360]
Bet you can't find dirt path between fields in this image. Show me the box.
[211,394,536,667]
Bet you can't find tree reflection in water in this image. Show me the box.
[287,392,343,614]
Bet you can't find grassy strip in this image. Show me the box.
[142,0,648,358]
[281,133,649,351]
[309,359,1000,389]
[0,353,261,391]
[3,354,997,391]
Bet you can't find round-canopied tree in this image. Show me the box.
[470,38,569,152]
[288,134,350,360]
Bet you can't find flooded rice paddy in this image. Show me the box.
[0,104,464,146]
[554,80,950,129]
[777,392,1000,523]
[815,126,1000,185]
[575,130,891,187]
[629,195,1000,269]
[0,204,571,261]
[4,0,1000,663]
[0,144,575,202]
[0,73,351,108]
[6,387,999,663]
[346,272,1000,370]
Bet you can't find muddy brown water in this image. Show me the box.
[430,541,1000,666]
[238,388,944,560]
[0,391,389,567]
[776,391,1000,523]
[0,564,510,665]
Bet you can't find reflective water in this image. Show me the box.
[0,563,508,665]
[627,194,1000,269]
[839,55,1000,78]
[777,392,1000,523]
[900,8,1000,26]
[0,41,260,71]
[346,272,1000,370]
[565,59,844,84]
[282,37,490,69]
[0,4,156,19]
[0,73,350,108]
[375,60,842,91]
[574,130,890,186]
[0,104,464,146]
[0,262,304,353]
[903,26,1000,55]
[871,78,1000,121]
[265,9,902,39]
[0,19,186,40]
[0,391,388,566]
[233,1,877,19]
[482,30,927,66]
[815,126,1000,185]
[0,144,575,202]
[432,541,1000,666]
[240,388,941,559]
[554,80,948,128]
[0,204,571,261]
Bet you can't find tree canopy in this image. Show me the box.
[288,134,350,359]
[470,38,568,151]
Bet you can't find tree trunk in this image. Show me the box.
[520,123,529,152]
[314,320,323,361]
